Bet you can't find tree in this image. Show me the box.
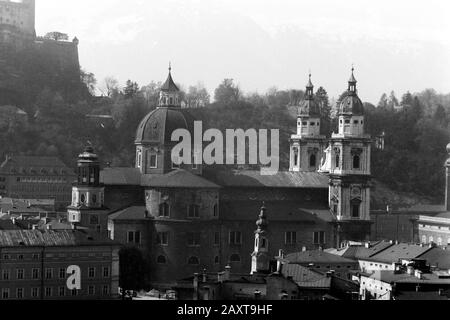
[378,93,389,109]
[44,31,69,41]
[214,79,241,105]
[103,77,120,98]
[186,83,210,108]
[388,91,399,110]
[80,69,97,95]
[119,247,150,295]
[124,80,139,98]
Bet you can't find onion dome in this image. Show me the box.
[135,107,195,145]
[338,67,365,116]
[256,203,268,231]
[78,145,99,164]
[298,74,321,118]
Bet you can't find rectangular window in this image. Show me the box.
[72,289,78,297]
[128,231,141,244]
[157,232,169,246]
[17,269,25,280]
[88,267,96,279]
[188,205,200,218]
[187,233,201,247]
[59,268,66,280]
[32,288,39,298]
[285,232,297,246]
[45,287,52,297]
[59,287,65,297]
[229,231,242,246]
[352,204,360,218]
[2,270,10,280]
[32,268,40,280]
[103,286,110,296]
[88,286,95,296]
[149,154,157,169]
[45,268,53,280]
[2,288,10,299]
[103,267,110,278]
[313,231,326,245]
[16,288,24,299]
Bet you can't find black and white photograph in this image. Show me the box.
[0,0,449,309]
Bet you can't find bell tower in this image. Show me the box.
[324,68,372,245]
[158,63,181,108]
[290,74,326,172]
[67,145,108,237]
[251,203,270,275]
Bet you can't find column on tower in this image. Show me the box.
[251,204,270,275]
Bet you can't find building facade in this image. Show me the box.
[0,229,120,300]
[0,155,76,210]
[103,67,373,288]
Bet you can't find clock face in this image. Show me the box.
[351,187,362,198]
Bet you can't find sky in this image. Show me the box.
[35,0,450,103]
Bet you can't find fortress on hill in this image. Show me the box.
[0,0,80,104]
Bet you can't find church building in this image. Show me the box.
[69,66,373,289]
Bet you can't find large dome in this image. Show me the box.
[339,93,365,116]
[135,107,195,145]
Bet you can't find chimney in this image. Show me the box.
[302,246,307,252]
[32,225,38,230]
[445,143,450,211]
[46,225,52,231]
[224,266,231,281]
[11,217,16,225]
[439,289,444,297]
[416,285,420,292]
[365,242,371,249]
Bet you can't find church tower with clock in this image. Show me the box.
[321,68,372,245]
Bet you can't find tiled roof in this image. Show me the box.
[205,169,329,189]
[0,230,120,247]
[221,201,333,222]
[395,291,449,300]
[354,241,394,260]
[141,170,220,189]
[286,250,358,265]
[161,72,180,92]
[109,206,148,221]
[367,244,432,264]
[418,248,450,270]
[0,156,74,174]
[0,220,20,230]
[100,167,142,185]
[282,264,330,289]
[369,270,450,285]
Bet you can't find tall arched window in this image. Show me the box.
[310,154,317,168]
[353,155,361,169]
[294,148,299,167]
[335,155,340,169]
[159,203,170,217]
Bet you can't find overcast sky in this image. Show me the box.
[35,0,450,103]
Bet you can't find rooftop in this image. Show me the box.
[281,264,331,289]
[0,230,120,247]
[366,243,432,264]
[109,206,147,221]
[286,250,358,265]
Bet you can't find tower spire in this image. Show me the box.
[348,65,357,94]
[306,72,314,99]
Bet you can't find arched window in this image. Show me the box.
[437,237,443,246]
[293,148,299,167]
[157,255,167,264]
[429,236,434,244]
[80,194,86,204]
[213,204,218,217]
[353,155,361,169]
[188,256,200,265]
[169,97,173,105]
[310,154,317,168]
[214,256,220,264]
[230,254,241,263]
[159,203,170,218]
[335,155,340,169]
[92,194,97,204]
